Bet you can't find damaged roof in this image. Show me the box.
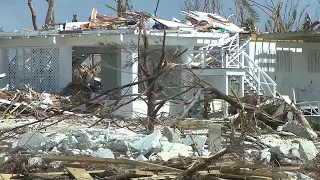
[257,31,320,42]
[0,9,246,39]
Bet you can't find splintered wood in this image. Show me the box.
[0,155,298,180]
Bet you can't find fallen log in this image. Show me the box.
[203,86,285,128]
[176,148,229,179]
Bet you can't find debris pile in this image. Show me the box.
[0,93,319,179]
[0,85,68,119]
[58,9,245,33]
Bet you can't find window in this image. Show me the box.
[257,49,276,72]
[308,50,320,73]
[276,50,292,72]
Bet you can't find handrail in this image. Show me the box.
[243,52,276,85]
[296,101,320,115]
[187,33,277,96]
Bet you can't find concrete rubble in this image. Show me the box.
[283,120,318,140]
[0,63,319,178]
[0,92,318,179]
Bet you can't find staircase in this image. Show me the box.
[190,33,277,97]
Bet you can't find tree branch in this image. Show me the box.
[27,0,38,30]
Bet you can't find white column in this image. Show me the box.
[120,50,138,96]
[59,45,72,90]
[257,68,261,95]
[223,74,229,116]
[0,48,4,88]
[181,46,194,113]
[239,75,245,98]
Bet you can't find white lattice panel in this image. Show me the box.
[3,47,59,92]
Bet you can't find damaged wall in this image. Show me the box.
[0,34,122,92]
[100,52,121,92]
[249,41,320,102]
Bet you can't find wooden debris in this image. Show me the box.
[0,170,105,180]
[66,167,94,180]
[42,155,183,172]
[105,170,154,180]
[0,158,302,180]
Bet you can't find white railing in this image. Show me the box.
[188,33,277,96]
[296,101,320,115]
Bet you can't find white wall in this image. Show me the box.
[249,41,320,102]
[0,35,122,91]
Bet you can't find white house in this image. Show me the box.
[0,26,279,118]
[250,31,320,110]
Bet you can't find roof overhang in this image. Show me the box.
[0,29,135,39]
[255,31,320,42]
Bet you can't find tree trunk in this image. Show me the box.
[27,0,38,30]
[44,0,55,26]
[146,79,157,132]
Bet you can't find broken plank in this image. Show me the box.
[66,167,93,180]
[198,170,273,180]
[220,168,290,179]
[130,174,177,180]
[42,155,183,172]
[105,170,154,180]
[0,170,105,180]
[0,174,17,180]
[207,162,300,172]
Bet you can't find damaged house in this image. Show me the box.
[0,9,277,118]
[251,31,320,115]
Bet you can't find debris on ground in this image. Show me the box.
[0,92,319,179]
[1,8,319,180]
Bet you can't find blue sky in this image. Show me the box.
[0,0,320,31]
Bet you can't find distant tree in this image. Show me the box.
[182,0,224,15]
[261,0,309,32]
[27,0,55,30]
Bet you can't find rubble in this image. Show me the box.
[131,129,163,155]
[298,140,318,161]
[1,3,320,178]
[163,126,181,143]
[27,157,42,167]
[13,132,54,152]
[283,120,318,140]
[92,148,115,159]
[0,88,318,179]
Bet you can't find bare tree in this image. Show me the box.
[234,0,260,30]
[255,0,309,32]
[27,0,55,30]
[182,0,223,14]
[135,23,192,131]
[44,0,55,26]
[27,0,38,30]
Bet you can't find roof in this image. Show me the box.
[0,29,135,39]
[0,9,247,40]
[256,31,320,42]
[0,29,234,40]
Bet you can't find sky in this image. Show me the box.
[0,0,320,31]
